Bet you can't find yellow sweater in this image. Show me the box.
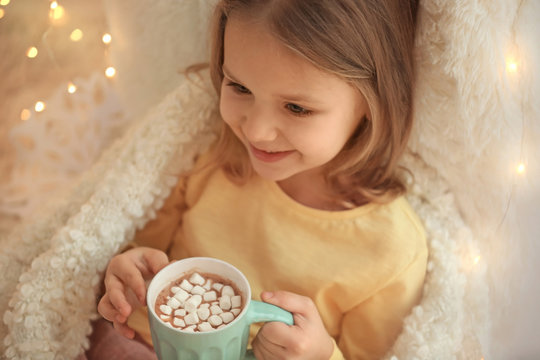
[128,162,427,359]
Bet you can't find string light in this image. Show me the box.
[0,8,5,20]
[26,46,38,58]
[49,3,65,23]
[70,28,83,42]
[34,101,46,112]
[0,0,10,6]
[516,163,526,175]
[105,66,116,78]
[17,0,114,122]
[67,82,77,94]
[102,33,112,45]
[20,109,31,121]
[473,255,481,265]
[506,59,518,73]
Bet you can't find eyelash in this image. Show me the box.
[225,81,313,117]
[226,82,251,95]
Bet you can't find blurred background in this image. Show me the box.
[0,1,538,359]
[0,0,107,226]
[0,0,127,235]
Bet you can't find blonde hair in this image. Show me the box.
[207,0,418,205]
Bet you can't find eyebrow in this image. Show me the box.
[222,64,323,105]
[222,65,240,83]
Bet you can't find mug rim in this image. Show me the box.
[147,256,251,334]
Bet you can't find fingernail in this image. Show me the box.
[262,291,273,299]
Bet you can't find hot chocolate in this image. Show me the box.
[154,271,244,332]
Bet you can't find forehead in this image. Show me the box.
[222,17,352,100]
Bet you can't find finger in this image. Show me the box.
[261,291,314,324]
[110,256,147,304]
[252,332,286,360]
[140,249,169,276]
[97,295,121,322]
[258,321,300,350]
[255,324,289,354]
[106,276,134,318]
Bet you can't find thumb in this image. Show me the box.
[260,290,313,318]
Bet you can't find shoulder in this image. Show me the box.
[351,196,428,280]
[357,196,426,252]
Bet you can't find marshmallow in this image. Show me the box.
[160,314,170,321]
[173,318,185,327]
[208,315,223,327]
[184,312,199,325]
[189,272,205,286]
[203,291,217,302]
[210,304,223,315]
[191,285,206,295]
[220,312,234,324]
[185,294,203,313]
[167,297,181,309]
[212,283,224,292]
[198,322,213,332]
[199,303,210,309]
[171,286,181,294]
[231,308,241,316]
[180,279,194,292]
[159,304,172,315]
[183,325,195,332]
[173,288,190,302]
[203,279,213,290]
[231,295,242,308]
[219,295,232,311]
[174,309,186,317]
[197,307,210,321]
[221,285,235,297]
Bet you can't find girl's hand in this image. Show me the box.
[97,247,169,339]
[252,291,334,360]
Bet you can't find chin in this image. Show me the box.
[250,164,293,182]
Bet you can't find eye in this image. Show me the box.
[285,103,312,117]
[226,81,251,95]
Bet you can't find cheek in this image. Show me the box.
[219,90,237,128]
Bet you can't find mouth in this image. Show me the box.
[249,144,295,163]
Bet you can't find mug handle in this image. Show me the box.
[243,300,294,359]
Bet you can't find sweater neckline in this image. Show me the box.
[261,177,380,220]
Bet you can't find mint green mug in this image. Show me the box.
[147,257,294,360]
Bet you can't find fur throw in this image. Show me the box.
[0,71,487,359]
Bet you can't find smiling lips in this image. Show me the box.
[249,145,295,163]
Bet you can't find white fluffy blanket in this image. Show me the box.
[0,0,538,358]
[0,72,486,359]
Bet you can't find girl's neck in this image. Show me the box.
[277,173,355,211]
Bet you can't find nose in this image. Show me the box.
[241,103,279,143]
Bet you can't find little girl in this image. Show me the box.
[95,0,427,359]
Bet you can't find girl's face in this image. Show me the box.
[220,17,369,192]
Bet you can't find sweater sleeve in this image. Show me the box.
[131,176,188,253]
[337,250,427,359]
